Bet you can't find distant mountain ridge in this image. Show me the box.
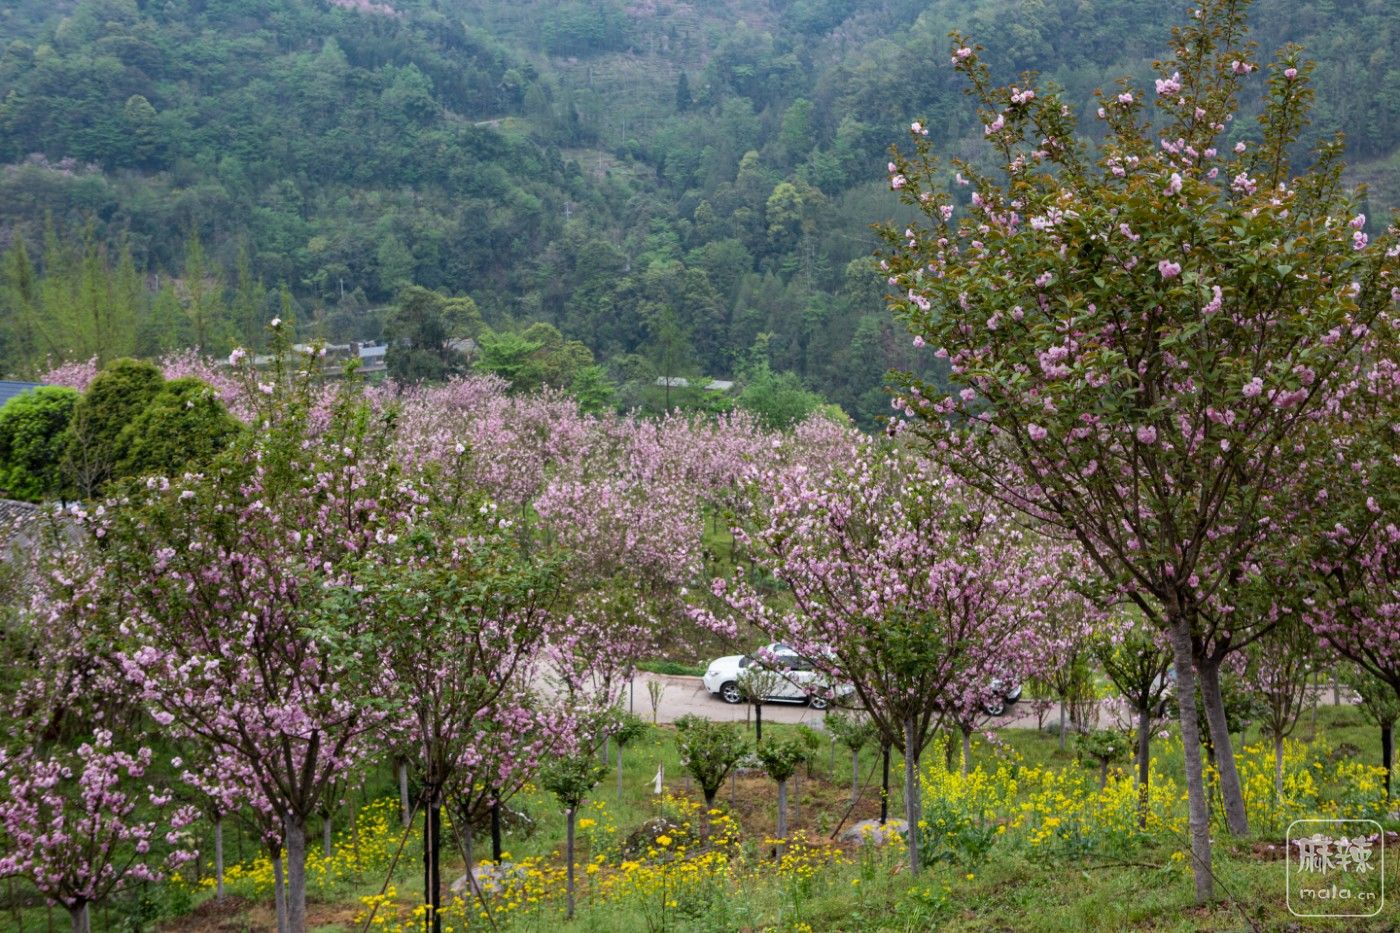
[1,0,1395,424]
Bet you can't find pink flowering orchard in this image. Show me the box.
[880,0,1397,901]
[696,434,1067,872]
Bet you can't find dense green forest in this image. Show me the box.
[1,0,1397,424]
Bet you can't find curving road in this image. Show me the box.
[625,672,1348,731]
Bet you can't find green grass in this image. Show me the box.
[634,659,707,677]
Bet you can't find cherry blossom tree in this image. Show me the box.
[93,346,421,933]
[880,0,1398,899]
[696,440,1064,872]
[0,734,199,933]
[329,493,563,933]
[1306,346,1399,721]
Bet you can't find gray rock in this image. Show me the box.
[450,861,528,896]
[841,818,908,845]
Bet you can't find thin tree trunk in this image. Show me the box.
[961,729,971,777]
[1099,759,1109,790]
[1274,734,1285,801]
[350,797,360,865]
[851,748,860,805]
[214,816,225,900]
[879,743,890,825]
[565,808,577,920]
[791,772,799,824]
[421,793,442,933]
[1170,618,1214,904]
[491,800,503,862]
[398,761,411,829]
[777,779,788,840]
[1309,679,1319,740]
[1197,658,1249,836]
[755,703,762,743]
[617,745,625,805]
[285,817,308,933]
[67,904,87,933]
[1058,703,1067,750]
[270,845,288,933]
[903,717,921,874]
[1136,704,1151,830]
[323,813,333,859]
[1384,723,1395,800]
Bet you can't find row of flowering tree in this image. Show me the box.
[878,0,1398,901]
[6,337,829,931]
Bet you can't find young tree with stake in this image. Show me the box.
[541,755,605,921]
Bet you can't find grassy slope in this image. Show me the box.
[53,703,1384,932]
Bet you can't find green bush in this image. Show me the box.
[0,385,79,501]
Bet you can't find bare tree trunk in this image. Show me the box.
[398,761,411,828]
[1384,722,1395,800]
[422,794,442,933]
[491,800,503,862]
[1197,658,1249,836]
[1136,704,1151,830]
[1170,619,1214,904]
[617,744,624,805]
[903,716,922,874]
[961,729,971,777]
[1273,734,1285,801]
[285,817,308,933]
[777,779,788,840]
[350,797,360,864]
[67,904,88,933]
[565,808,577,920]
[270,845,288,933]
[322,813,333,859]
[214,816,225,899]
[465,820,474,874]
[879,743,890,825]
[1058,703,1067,751]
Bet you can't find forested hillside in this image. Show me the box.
[1,0,1396,424]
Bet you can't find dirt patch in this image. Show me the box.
[1247,840,1290,861]
[669,764,894,853]
[158,894,252,932]
[1245,829,1398,863]
[159,895,364,932]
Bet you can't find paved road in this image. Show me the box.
[624,672,1349,731]
[623,673,831,726]
[622,672,1048,729]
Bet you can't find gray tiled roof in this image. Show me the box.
[0,498,43,556]
[0,381,44,409]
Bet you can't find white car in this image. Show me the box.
[702,643,851,710]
